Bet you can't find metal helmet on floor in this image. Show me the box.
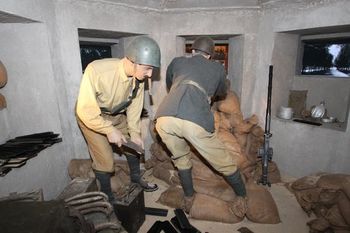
[125,36,161,68]
[192,36,215,56]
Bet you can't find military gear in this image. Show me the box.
[178,168,194,197]
[192,36,215,56]
[94,170,115,202]
[225,170,247,197]
[126,36,161,67]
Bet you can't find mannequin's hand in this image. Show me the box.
[131,135,144,150]
[107,129,127,147]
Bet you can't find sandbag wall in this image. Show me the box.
[289,173,350,233]
[147,90,281,223]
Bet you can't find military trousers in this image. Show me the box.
[77,114,129,173]
[155,116,237,176]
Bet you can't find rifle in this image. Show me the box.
[258,65,274,186]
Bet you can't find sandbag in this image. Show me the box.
[293,188,322,215]
[191,157,224,183]
[338,192,350,226]
[190,193,244,223]
[157,186,184,209]
[68,159,94,179]
[216,91,242,115]
[111,169,130,197]
[150,142,171,162]
[245,182,281,224]
[193,178,235,202]
[253,161,281,184]
[291,173,325,191]
[307,217,330,232]
[0,93,6,110]
[0,60,7,88]
[324,205,349,229]
[152,165,179,185]
[317,174,350,192]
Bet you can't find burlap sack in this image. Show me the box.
[216,91,242,115]
[245,182,281,224]
[293,188,322,214]
[111,169,130,197]
[253,161,281,184]
[337,192,350,226]
[0,60,7,88]
[190,193,244,223]
[291,173,325,191]
[319,189,341,207]
[152,165,179,185]
[0,93,6,109]
[307,217,330,232]
[191,157,224,183]
[218,112,232,131]
[68,159,94,179]
[324,205,349,229]
[233,115,258,134]
[157,186,184,208]
[216,130,246,168]
[193,178,235,202]
[317,174,350,190]
[150,142,171,162]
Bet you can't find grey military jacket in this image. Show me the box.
[155,54,227,133]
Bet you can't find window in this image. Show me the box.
[300,38,350,77]
[80,44,112,72]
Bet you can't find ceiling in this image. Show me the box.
[87,0,263,10]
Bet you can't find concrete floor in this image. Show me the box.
[139,173,311,233]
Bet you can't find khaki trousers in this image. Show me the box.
[77,114,129,173]
[156,116,237,176]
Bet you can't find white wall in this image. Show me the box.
[258,0,350,176]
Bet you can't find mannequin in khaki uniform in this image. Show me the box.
[76,36,160,203]
[155,36,247,216]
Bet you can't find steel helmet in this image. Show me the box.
[192,36,215,56]
[125,36,161,68]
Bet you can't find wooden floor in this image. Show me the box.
[139,172,311,233]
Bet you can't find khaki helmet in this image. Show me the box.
[192,36,215,56]
[126,36,161,67]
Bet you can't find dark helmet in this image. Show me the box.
[125,36,161,68]
[192,36,215,56]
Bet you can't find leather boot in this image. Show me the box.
[225,170,247,218]
[225,170,246,197]
[94,170,115,203]
[126,155,158,192]
[178,168,195,213]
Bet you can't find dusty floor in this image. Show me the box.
[138,173,311,233]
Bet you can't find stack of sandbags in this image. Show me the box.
[213,90,281,183]
[68,159,131,197]
[289,173,350,233]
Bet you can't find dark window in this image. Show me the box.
[301,38,350,77]
[80,44,112,72]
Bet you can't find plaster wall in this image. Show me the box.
[255,0,350,176]
[0,1,70,199]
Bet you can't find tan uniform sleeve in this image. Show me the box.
[76,65,116,135]
[126,81,144,138]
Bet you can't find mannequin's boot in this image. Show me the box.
[225,170,247,217]
[94,170,115,203]
[178,168,195,213]
[126,155,158,192]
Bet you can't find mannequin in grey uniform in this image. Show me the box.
[155,36,247,215]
